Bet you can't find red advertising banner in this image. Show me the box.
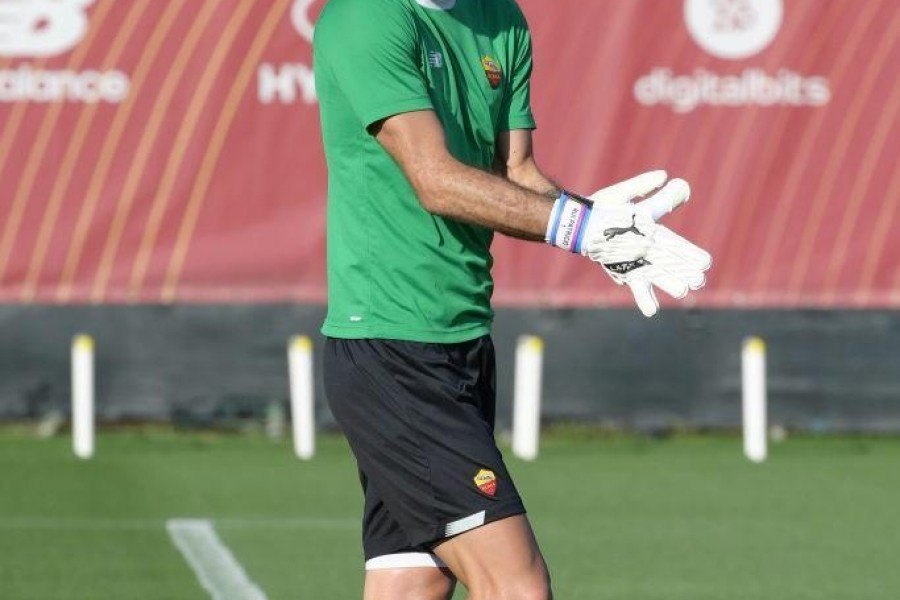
[0,0,897,308]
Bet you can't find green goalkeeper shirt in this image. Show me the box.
[314,0,535,343]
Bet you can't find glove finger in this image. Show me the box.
[646,247,707,290]
[634,178,690,222]
[644,264,690,299]
[654,226,713,270]
[589,170,668,206]
[654,227,711,266]
[626,276,659,317]
[687,271,707,291]
[667,266,706,292]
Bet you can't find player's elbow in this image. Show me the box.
[415,188,447,216]
[405,158,457,216]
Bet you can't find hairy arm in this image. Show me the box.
[494,129,560,198]
[373,110,553,241]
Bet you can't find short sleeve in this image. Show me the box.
[499,13,536,131]
[314,0,433,129]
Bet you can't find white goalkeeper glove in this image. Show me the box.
[545,171,712,317]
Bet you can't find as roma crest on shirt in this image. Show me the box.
[473,468,497,497]
[481,55,502,89]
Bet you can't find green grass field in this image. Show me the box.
[2,430,899,599]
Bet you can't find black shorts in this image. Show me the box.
[323,336,526,568]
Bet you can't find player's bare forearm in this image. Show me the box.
[415,157,551,240]
[373,110,552,241]
[507,164,560,198]
[495,129,561,198]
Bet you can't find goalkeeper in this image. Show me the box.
[314,0,711,599]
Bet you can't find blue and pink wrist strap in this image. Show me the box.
[545,192,592,254]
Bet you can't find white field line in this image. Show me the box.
[0,516,357,531]
[167,518,268,600]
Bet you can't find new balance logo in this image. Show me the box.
[603,216,645,241]
[427,51,444,69]
[0,0,94,58]
[0,0,130,103]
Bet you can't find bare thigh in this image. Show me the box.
[364,566,456,600]
[432,515,552,600]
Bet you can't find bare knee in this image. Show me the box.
[364,567,456,600]
[415,572,456,600]
[468,570,552,600]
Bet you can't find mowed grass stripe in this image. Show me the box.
[0,516,357,531]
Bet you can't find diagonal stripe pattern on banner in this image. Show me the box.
[0,0,116,286]
[89,0,220,302]
[127,0,257,299]
[873,163,900,303]
[20,0,153,301]
[751,1,882,291]
[712,2,850,296]
[56,0,187,302]
[0,58,45,184]
[823,54,900,304]
[162,0,294,301]
[167,519,269,600]
[786,7,900,302]
[695,3,820,259]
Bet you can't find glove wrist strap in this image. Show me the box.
[546,192,591,254]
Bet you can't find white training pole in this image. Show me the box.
[71,334,95,459]
[288,336,315,460]
[512,335,544,461]
[742,336,767,463]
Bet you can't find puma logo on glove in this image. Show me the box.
[603,216,645,241]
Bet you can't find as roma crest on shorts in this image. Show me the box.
[481,55,502,89]
[473,468,497,497]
